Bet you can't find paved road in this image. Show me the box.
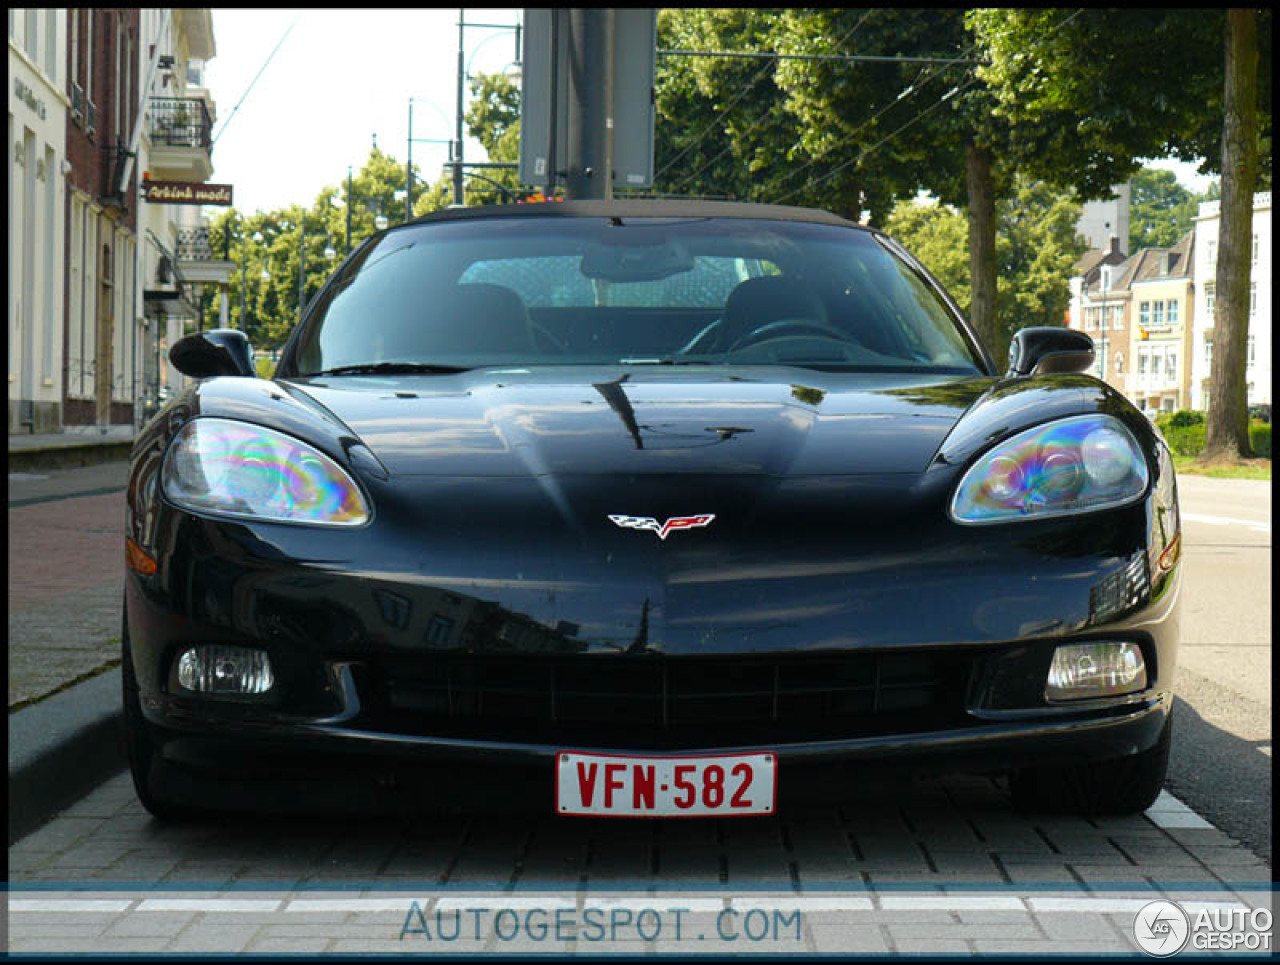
[1164,475,1271,863]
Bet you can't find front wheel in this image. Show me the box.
[121,609,196,820]
[1009,714,1172,816]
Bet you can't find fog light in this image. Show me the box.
[177,645,274,694]
[1045,642,1146,701]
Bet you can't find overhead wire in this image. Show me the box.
[773,7,1088,205]
[212,16,301,147]
[659,10,873,190]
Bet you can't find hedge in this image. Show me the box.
[1157,417,1271,458]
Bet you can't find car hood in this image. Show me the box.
[278,366,997,478]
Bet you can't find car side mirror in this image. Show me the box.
[170,328,256,378]
[1006,327,1095,378]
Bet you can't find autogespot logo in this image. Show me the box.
[1133,900,1191,957]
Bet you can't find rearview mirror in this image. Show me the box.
[580,239,695,283]
[1006,327,1095,378]
[170,328,256,378]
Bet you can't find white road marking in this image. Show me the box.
[1146,789,1216,829]
[1182,512,1271,534]
[136,898,282,912]
[8,894,1257,915]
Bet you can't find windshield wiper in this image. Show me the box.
[310,362,472,377]
[618,357,714,365]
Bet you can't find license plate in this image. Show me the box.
[555,751,776,817]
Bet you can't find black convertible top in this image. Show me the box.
[406,198,866,230]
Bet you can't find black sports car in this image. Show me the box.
[123,201,1181,819]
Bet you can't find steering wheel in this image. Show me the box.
[727,317,857,353]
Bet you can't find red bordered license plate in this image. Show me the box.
[555,751,776,817]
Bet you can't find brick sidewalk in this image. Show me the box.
[7,773,1274,954]
[8,464,128,707]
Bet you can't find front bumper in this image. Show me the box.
[126,465,1182,781]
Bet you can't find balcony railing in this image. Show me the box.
[148,96,213,150]
[71,82,84,124]
[176,227,215,262]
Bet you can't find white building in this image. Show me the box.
[1076,182,1131,254]
[9,9,67,433]
[135,9,228,404]
[1189,192,1272,411]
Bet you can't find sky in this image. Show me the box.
[202,10,1216,217]
[205,9,523,215]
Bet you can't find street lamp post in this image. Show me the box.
[454,10,522,207]
[407,98,454,222]
[297,219,306,322]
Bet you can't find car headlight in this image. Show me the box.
[950,414,1149,524]
[162,418,370,526]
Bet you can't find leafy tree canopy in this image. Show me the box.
[885,179,1085,346]
[1128,167,1203,252]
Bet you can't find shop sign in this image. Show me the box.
[143,180,233,205]
[14,78,47,120]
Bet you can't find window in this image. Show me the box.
[1249,283,1256,317]
[44,8,55,78]
[1205,285,1215,314]
[1167,299,1178,325]
[1204,337,1213,368]
[1084,308,1094,331]
[425,615,455,647]
[1248,336,1255,366]
[1115,354,1124,375]
[70,11,78,92]
[24,8,37,56]
[1153,301,1164,326]
[1139,301,1150,327]
[1167,352,1177,378]
[1112,305,1123,330]
[1207,239,1217,270]
[85,11,94,116]
[1253,234,1259,265]
[1138,352,1147,376]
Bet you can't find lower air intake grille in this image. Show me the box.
[366,651,979,749]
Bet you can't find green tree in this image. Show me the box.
[886,178,1085,349]
[462,71,522,204]
[969,8,1271,458]
[203,148,452,349]
[1129,167,1203,252]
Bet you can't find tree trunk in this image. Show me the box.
[1204,9,1257,460]
[965,142,1000,367]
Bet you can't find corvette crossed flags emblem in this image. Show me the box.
[608,514,716,541]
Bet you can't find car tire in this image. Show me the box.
[121,608,195,821]
[1009,714,1172,816]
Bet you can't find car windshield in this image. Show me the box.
[288,216,985,376]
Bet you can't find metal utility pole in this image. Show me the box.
[454,9,466,205]
[565,9,613,200]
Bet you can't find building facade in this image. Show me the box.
[135,9,226,407]
[9,8,67,433]
[63,8,142,429]
[1076,182,1131,254]
[37,8,223,435]
[1068,237,1133,393]
[1127,233,1195,415]
[1189,192,1272,412]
